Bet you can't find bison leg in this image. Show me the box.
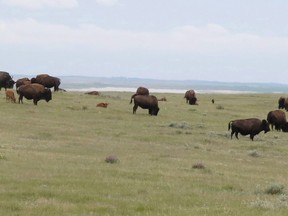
[33,99,38,105]
[230,130,235,139]
[133,104,138,114]
[235,132,239,139]
[18,95,23,104]
[250,134,254,141]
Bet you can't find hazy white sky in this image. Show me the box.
[1,0,288,83]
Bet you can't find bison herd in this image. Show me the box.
[0,71,60,105]
[2,71,288,141]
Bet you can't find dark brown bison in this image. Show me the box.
[278,97,286,109]
[278,96,288,111]
[130,95,159,116]
[31,74,61,91]
[129,86,150,105]
[184,89,197,104]
[228,118,270,141]
[16,77,31,88]
[267,110,287,131]
[136,86,149,96]
[0,71,15,90]
[17,83,52,105]
[5,89,16,103]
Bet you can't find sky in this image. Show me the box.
[1,0,288,83]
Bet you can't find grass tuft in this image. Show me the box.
[248,150,260,157]
[216,105,224,110]
[192,162,205,169]
[265,183,285,195]
[169,122,192,129]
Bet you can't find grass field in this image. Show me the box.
[0,90,288,215]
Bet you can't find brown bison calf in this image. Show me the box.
[5,89,16,103]
[267,110,287,131]
[228,118,270,141]
[96,102,109,108]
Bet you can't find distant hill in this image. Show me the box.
[13,75,288,93]
[58,76,288,93]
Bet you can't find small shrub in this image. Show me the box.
[192,162,205,169]
[265,184,285,195]
[0,153,6,160]
[105,155,119,164]
[248,150,260,157]
[169,122,191,129]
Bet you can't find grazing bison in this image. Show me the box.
[96,102,109,108]
[17,83,52,105]
[16,77,31,88]
[267,110,287,131]
[184,89,197,104]
[5,89,16,103]
[130,95,159,116]
[278,97,285,109]
[0,71,15,90]
[228,118,270,141]
[278,96,288,111]
[31,74,61,91]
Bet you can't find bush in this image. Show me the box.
[265,184,285,195]
[248,150,260,157]
[105,155,119,164]
[192,162,205,169]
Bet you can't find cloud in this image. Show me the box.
[95,0,118,6]
[1,0,78,9]
[0,18,287,55]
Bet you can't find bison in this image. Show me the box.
[130,95,159,116]
[31,74,61,91]
[16,77,31,88]
[228,118,270,141]
[17,83,52,105]
[5,89,16,103]
[278,96,288,111]
[0,71,15,90]
[85,91,100,95]
[267,110,287,131]
[136,86,149,96]
[184,89,197,104]
[129,86,150,105]
[96,102,109,108]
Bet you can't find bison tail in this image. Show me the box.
[130,93,137,104]
[228,121,232,131]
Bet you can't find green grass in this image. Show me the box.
[0,91,288,215]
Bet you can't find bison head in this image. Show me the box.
[6,79,15,89]
[261,119,270,133]
[150,107,160,116]
[44,89,52,102]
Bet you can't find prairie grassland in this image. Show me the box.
[0,91,287,216]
